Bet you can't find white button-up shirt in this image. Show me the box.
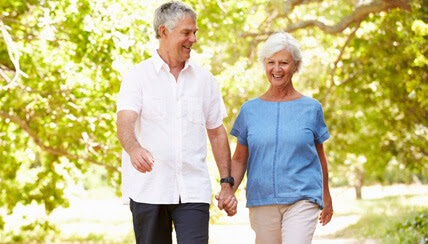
[117,50,227,205]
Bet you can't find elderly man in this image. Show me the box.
[116,1,236,243]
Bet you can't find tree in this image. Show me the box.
[325,3,428,198]
[191,0,426,198]
[0,0,159,236]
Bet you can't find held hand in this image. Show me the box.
[129,146,155,173]
[215,194,237,216]
[319,196,333,226]
[215,185,238,216]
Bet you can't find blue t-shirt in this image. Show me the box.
[230,96,329,209]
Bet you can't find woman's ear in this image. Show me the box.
[294,60,300,73]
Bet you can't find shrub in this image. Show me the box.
[383,212,428,244]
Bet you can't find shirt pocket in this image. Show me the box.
[141,96,166,121]
[183,97,205,125]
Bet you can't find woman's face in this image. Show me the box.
[265,49,297,88]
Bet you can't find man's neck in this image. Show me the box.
[157,49,185,72]
[157,49,185,81]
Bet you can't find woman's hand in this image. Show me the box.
[319,195,333,226]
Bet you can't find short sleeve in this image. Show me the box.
[116,67,143,113]
[314,104,330,144]
[230,108,248,147]
[205,75,227,129]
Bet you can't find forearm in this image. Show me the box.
[317,144,333,224]
[118,128,140,154]
[230,142,249,192]
[209,126,232,178]
[117,111,141,154]
[321,161,331,198]
[316,144,331,198]
[231,160,247,192]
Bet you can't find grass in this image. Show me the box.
[330,194,428,243]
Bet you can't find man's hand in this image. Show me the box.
[117,110,154,174]
[319,195,333,226]
[129,146,155,173]
[215,184,238,216]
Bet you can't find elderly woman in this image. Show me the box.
[230,32,333,243]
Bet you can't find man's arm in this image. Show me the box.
[117,110,154,173]
[207,124,237,216]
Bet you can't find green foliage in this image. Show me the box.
[1,0,427,237]
[1,0,153,227]
[1,219,58,243]
[333,195,428,242]
[383,212,428,244]
[324,0,428,187]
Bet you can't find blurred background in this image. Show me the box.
[0,0,427,243]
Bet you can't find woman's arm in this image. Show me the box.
[316,143,333,226]
[231,141,249,193]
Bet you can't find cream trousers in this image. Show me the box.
[249,200,320,244]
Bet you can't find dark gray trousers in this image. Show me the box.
[130,198,210,244]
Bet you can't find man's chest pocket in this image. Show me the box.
[183,97,204,125]
[141,96,166,121]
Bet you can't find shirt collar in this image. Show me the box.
[152,50,194,73]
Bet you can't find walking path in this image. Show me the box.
[5,184,426,243]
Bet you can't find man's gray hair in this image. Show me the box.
[258,32,303,72]
[154,1,197,39]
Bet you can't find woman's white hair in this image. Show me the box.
[258,32,303,72]
[154,1,197,39]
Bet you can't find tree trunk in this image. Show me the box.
[354,170,365,199]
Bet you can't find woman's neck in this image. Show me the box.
[260,84,302,102]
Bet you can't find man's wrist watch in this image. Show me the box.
[220,176,234,187]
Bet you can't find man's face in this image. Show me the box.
[163,17,198,63]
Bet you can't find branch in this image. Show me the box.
[286,0,409,33]
[0,67,11,83]
[216,0,227,13]
[241,0,411,37]
[0,20,29,89]
[0,110,120,172]
[0,16,34,29]
[322,21,361,105]
[284,0,324,15]
[421,147,428,157]
[245,9,280,59]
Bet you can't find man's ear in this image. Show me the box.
[159,25,168,38]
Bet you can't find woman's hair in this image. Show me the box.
[154,1,197,39]
[258,32,303,72]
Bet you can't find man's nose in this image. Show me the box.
[189,33,197,43]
